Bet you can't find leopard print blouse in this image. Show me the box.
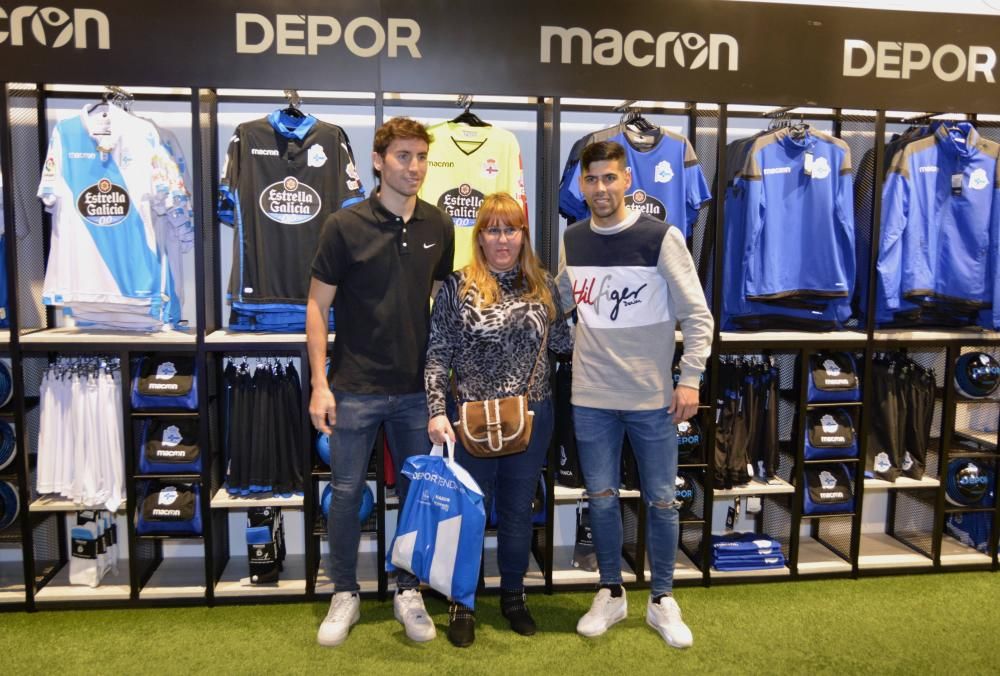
[425,266,573,418]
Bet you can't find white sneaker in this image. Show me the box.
[646,595,693,649]
[393,589,437,642]
[576,587,628,637]
[317,592,360,647]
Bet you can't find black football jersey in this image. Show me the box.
[219,111,365,306]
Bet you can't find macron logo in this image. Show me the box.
[252,148,280,156]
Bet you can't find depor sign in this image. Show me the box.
[236,12,421,57]
[843,39,997,82]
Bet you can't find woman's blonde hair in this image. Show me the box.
[460,193,555,317]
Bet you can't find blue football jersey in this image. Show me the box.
[559,126,711,238]
[740,128,855,304]
[877,123,1000,327]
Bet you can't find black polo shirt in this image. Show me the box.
[311,192,455,394]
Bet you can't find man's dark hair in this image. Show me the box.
[580,140,627,172]
[372,117,432,179]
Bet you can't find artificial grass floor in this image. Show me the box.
[3,572,1000,674]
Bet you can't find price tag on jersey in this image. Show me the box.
[725,504,736,530]
[745,496,762,514]
[952,173,963,195]
[804,152,814,176]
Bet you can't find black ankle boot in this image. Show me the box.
[501,589,537,636]
[448,602,475,648]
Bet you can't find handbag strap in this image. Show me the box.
[450,317,551,402]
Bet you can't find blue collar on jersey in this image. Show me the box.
[935,121,981,159]
[776,126,815,153]
[268,110,317,140]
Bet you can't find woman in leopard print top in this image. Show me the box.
[425,193,572,647]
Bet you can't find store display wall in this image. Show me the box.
[0,0,998,611]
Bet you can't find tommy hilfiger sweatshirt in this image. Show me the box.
[557,211,713,410]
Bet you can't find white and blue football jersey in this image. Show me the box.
[38,105,187,329]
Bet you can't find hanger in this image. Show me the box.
[281,89,305,119]
[451,94,490,127]
[86,86,132,115]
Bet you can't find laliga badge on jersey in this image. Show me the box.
[307,144,328,168]
[482,158,500,178]
[654,160,674,183]
[968,168,989,191]
[653,160,674,183]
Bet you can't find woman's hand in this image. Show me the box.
[428,414,456,445]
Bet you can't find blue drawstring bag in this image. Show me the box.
[387,441,485,609]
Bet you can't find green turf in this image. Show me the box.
[2,573,999,674]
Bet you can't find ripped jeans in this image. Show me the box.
[572,405,679,597]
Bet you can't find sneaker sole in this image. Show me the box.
[394,607,438,642]
[645,612,693,649]
[316,607,360,647]
[576,605,627,638]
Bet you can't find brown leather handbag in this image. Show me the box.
[453,325,548,458]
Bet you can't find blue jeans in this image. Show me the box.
[452,398,553,593]
[572,405,679,597]
[327,390,430,593]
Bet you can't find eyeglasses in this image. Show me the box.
[483,226,523,239]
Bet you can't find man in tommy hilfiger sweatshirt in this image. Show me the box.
[556,140,713,649]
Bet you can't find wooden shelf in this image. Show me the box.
[714,477,795,498]
[214,555,307,597]
[797,537,852,575]
[139,556,206,599]
[29,496,125,513]
[553,485,641,503]
[863,476,940,490]
[314,551,380,595]
[0,560,25,603]
[210,489,304,509]
[20,327,196,347]
[483,547,545,589]
[858,533,933,571]
[720,330,866,346]
[643,547,702,582]
[34,565,131,603]
[940,535,993,567]
[550,545,637,585]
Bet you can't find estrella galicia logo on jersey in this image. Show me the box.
[259,176,322,224]
[0,6,109,50]
[654,160,674,183]
[161,425,183,447]
[811,156,831,180]
[968,168,990,190]
[77,178,130,227]
[438,183,485,226]
[307,143,327,168]
[155,362,177,380]
[625,190,666,220]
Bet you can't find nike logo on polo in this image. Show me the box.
[423,242,437,249]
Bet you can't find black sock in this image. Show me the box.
[601,584,623,598]
[651,593,672,604]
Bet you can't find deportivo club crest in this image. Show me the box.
[654,160,674,183]
[307,143,328,168]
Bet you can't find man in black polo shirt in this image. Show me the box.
[308,117,455,647]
